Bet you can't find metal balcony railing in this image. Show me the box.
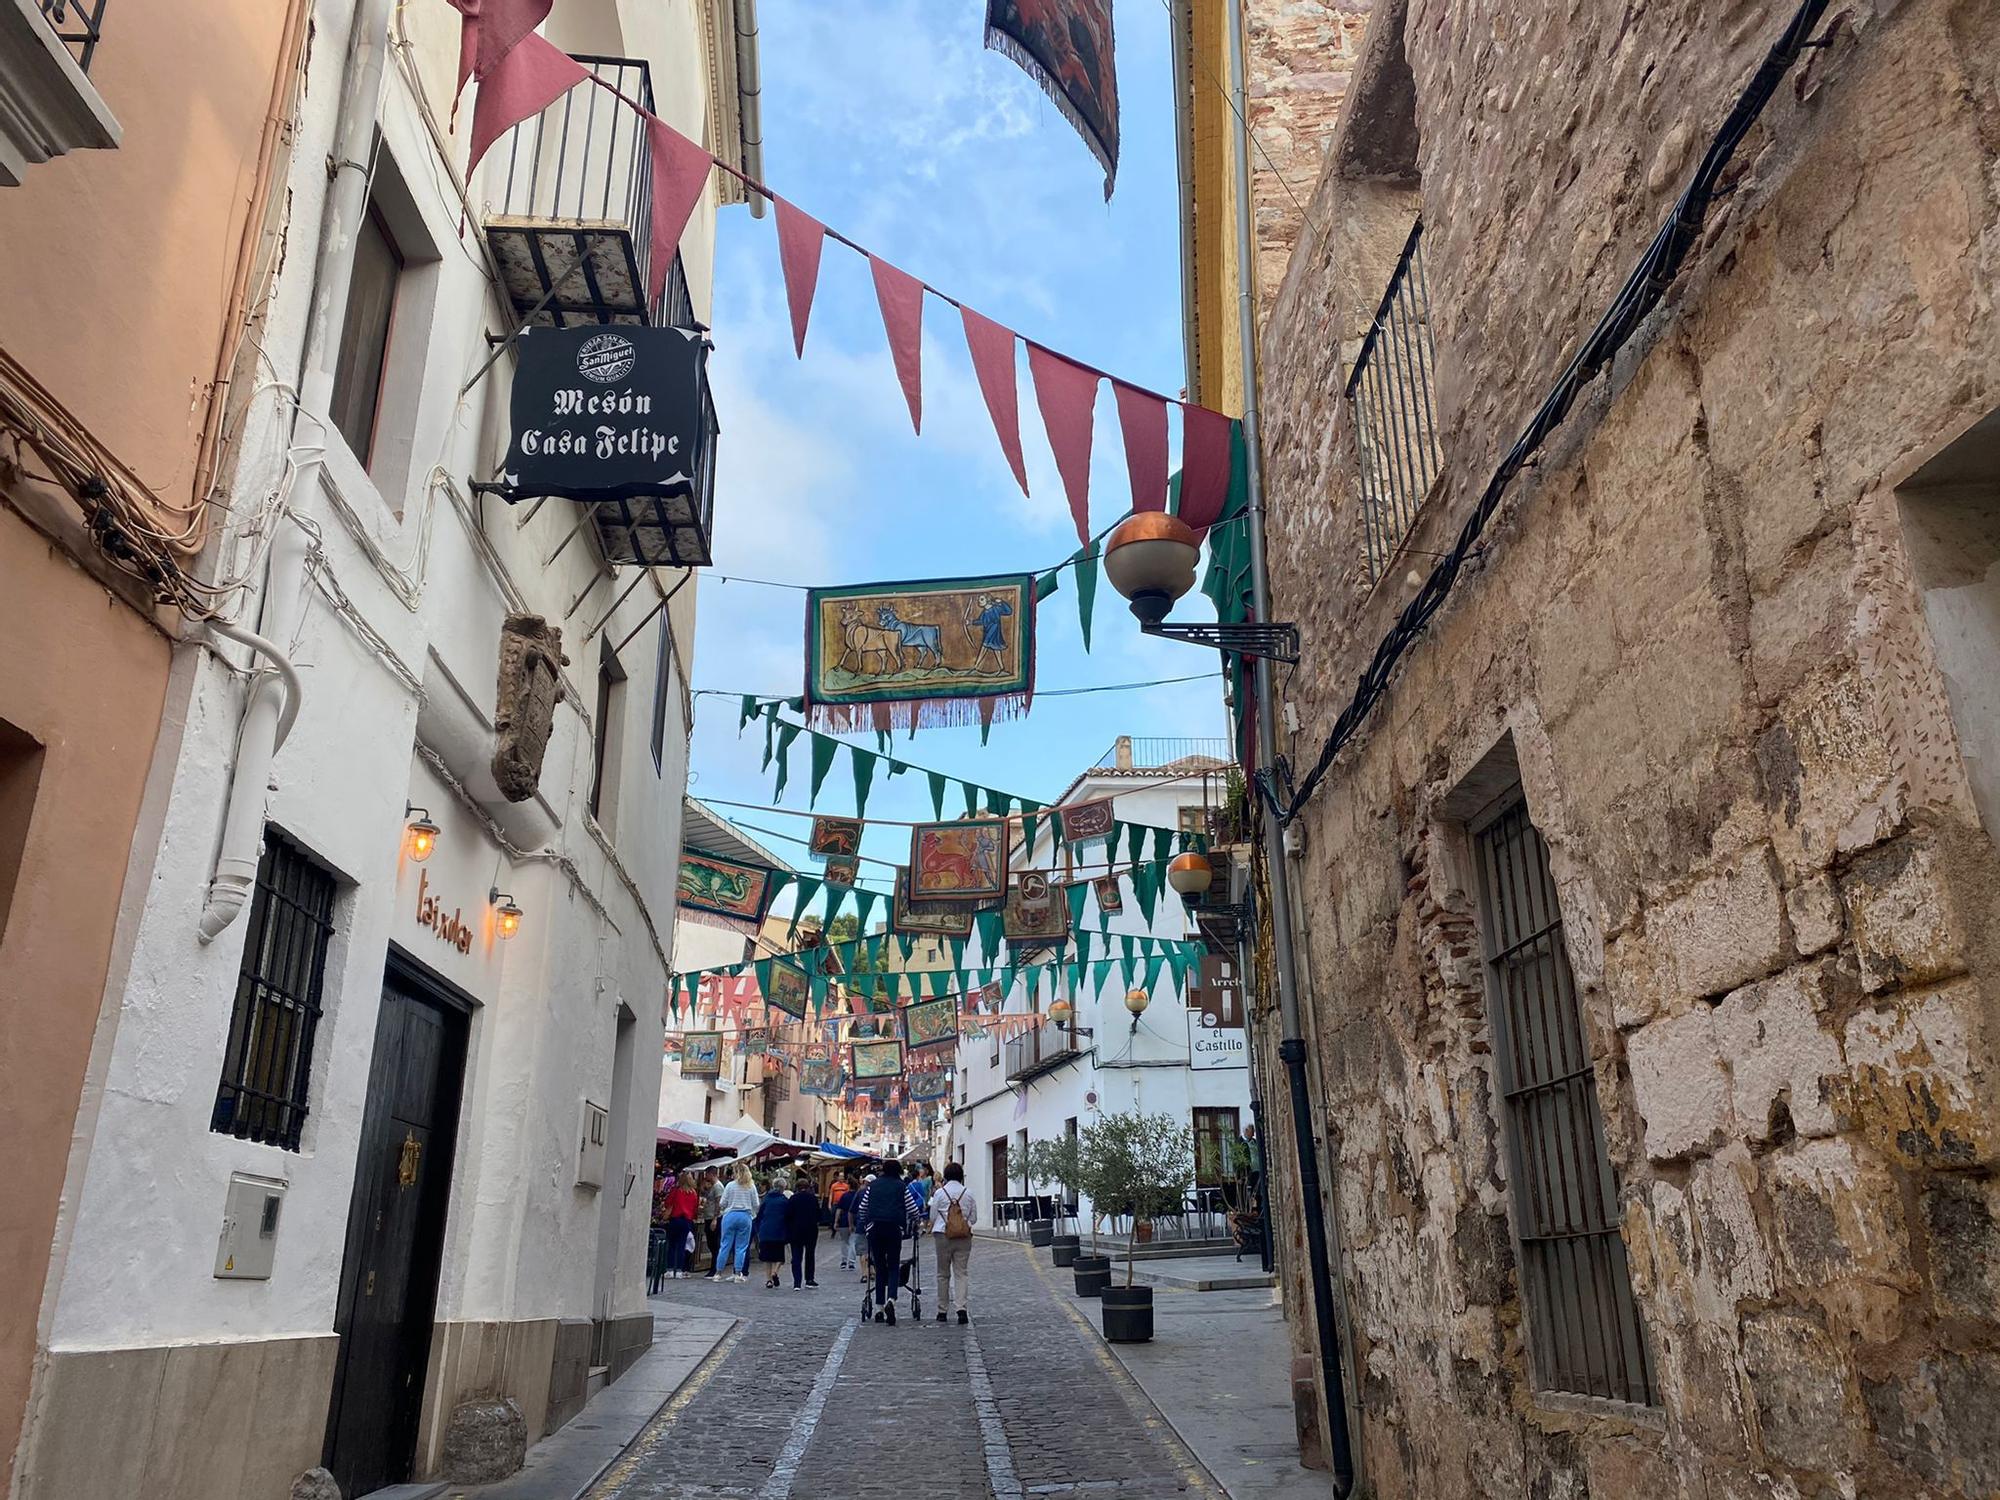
[38,0,106,71]
[489,54,663,325]
[1005,1020,1080,1083]
[1346,220,1442,580]
[1093,737,1233,771]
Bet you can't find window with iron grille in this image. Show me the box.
[211,831,337,1151]
[1473,799,1657,1406]
[1346,219,1441,581]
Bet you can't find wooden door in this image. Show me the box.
[324,960,467,1496]
[989,1138,1009,1200]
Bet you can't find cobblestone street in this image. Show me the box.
[587,1238,1219,1500]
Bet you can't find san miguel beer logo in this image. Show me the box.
[502,325,705,497]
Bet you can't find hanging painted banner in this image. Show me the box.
[891,867,975,938]
[678,851,776,929]
[681,1032,723,1077]
[1003,876,1069,947]
[804,574,1035,731]
[1017,870,1052,905]
[985,0,1118,199]
[764,959,810,1020]
[801,1059,843,1096]
[822,855,859,888]
[1093,874,1124,915]
[1059,797,1115,847]
[851,1039,906,1081]
[907,1066,952,1103]
[845,1013,892,1042]
[741,1027,772,1057]
[902,995,960,1051]
[808,815,862,857]
[909,819,1010,902]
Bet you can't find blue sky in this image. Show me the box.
[689,0,1226,888]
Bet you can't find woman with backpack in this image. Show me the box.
[928,1162,977,1324]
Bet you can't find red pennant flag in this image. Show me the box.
[1113,381,1168,514]
[960,306,1027,494]
[773,197,827,357]
[648,119,715,311]
[1029,344,1100,545]
[870,256,926,433]
[1178,404,1234,531]
[466,33,588,182]
[450,0,553,101]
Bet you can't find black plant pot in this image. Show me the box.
[1100,1285,1154,1343]
[1050,1233,1080,1267]
[1071,1253,1112,1298]
[1029,1219,1055,1247]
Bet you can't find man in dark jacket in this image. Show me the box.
[786,1178,822,1288]
[854,1160,922,1324]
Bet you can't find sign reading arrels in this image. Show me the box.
[1190,954,1248,1070]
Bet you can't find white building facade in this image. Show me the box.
[948,741,1255,1228]
[12,4,758,1497]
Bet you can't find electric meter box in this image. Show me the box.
[214,1172,287,1280]
[577,1099,609,1189]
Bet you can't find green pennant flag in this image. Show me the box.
[739,694,761,734]
[810,971,829,1016]
[785,696,805,713]
[1153,826,1175,865]
[788,876,823,939]
[1120,946,1136,988]
[1142,951,1165,997]
[1074,542,1099,651]
[1019,799,1045,853]
[985,786,1011,819]
[1134,863,1159,927]
[1034,569,1061,602]
[772,721,802,799]
[926,770,947,819]
[853,888,879,931]
[979,715,994,748]
[824,881,850,929]
[975,908,1005,961]
[852,747,877,821]
[876,728,892,755]
[1125,821,1147,871]
[962,781,982,818]
[1073,928,1093,967]
[1066,880,1089,933]
[808,733,838,807]
[761,707,779,770]
[897,934,913,962]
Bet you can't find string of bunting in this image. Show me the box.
[447,0,1242,550]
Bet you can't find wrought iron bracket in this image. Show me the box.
[1141,619,1300,664]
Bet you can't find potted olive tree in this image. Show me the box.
[1076,1111,1194,1342]
[1024,1135,1084,1266]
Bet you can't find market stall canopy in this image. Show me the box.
[662,1118,817,1161]
[657,1125,701,1146]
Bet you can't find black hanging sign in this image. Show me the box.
[499,324,715,567]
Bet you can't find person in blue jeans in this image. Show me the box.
[715,1162,759,1281]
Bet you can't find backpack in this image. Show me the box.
[941,1185,972,1241]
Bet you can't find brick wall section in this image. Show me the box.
[1244,0,1374,318]
[1251,1,2000,1496]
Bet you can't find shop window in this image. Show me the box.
[328,202,402,466]
[211,830,337,1151]
[590,642,628,828]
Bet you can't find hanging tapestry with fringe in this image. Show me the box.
[808,816,862,857]
[804,574,1035,732]
[680,1032,722,1077]
[822,854,859,888]
[851,1039,906,1081]
[907,1065,952,1103]
[902,995,960,1051]
[892,866,975,938]
[762,959,810,1020]
[910,818,1011,902]
[1093,874,1125,915]
[801,1059,843,1097]
[984,0,1118,199]
[677,851,776,930]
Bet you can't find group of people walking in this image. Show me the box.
[654,1157,979,1325]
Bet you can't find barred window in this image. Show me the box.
[211,831,336,1151]
[1473,799,1657,1406]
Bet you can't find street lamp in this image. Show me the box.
[490,888,524,939]
[1101,513,1299,664]
[404,805,440,862]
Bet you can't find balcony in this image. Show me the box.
[484,53,718,568]
[1005,1019,1082,1084]
[1093,736,1233,772]
[2,0,120,185]
[1346,219,1441,580]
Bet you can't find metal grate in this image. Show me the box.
[211,831,336,1152]
[1474,801,1657,1406]
[1346,220,1442,580]
[38,0,106,72]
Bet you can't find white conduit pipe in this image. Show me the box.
[200,0,399,942]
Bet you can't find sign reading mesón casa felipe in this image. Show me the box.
[502,324,707,502]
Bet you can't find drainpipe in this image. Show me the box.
[732,0,764,218]
[1225,0,1357,1492]
[1169,0,1200,401]
[199,0,399,942]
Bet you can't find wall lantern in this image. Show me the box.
[1048,998,1074,1025]
[404,805,441,862]
[1124,988,1151,1017]
[1101,513,1299,663]
[491,888,524,940]
[1166,851,1214,899]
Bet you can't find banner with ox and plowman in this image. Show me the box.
[803,574,1036,732]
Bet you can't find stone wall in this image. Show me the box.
[1251,0,2000,1495]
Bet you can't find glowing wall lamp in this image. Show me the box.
[491,888,524,939]
[404,805,441,862]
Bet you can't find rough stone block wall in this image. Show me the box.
[1252,1,2000,1495]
